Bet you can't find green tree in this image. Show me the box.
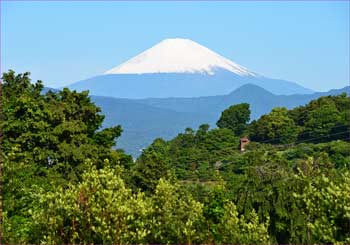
[218,202,270,244]
[33,160,152,244]
[294,167,350,243]
[216,103,250,136]
[1,71,125,173]
[1,70,132,242]
[304,102,341,141]
[149,179,204,244]
[250,107,299,144]
[132,138,172,191]
[288,94,350,142]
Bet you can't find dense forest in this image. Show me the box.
[1,70,349,244]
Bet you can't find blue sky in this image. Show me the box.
[1,1,349,91]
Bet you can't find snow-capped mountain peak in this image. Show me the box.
[104,38,257,76]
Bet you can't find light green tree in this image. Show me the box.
[150,178,204,244]
[294,168,350,243]
[250,107,299,144]
[33,160,152,244]
[218,201,270,244]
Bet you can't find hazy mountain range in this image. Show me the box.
[92,84,349,157]
[50,38,348,156]
[44,84,349,157]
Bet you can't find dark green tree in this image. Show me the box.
[131,138,172,192]
[250,107,299,144]
[304,102,341,141]
[1,70,131,243]
[216,103,250,136]
[288,94,350,142]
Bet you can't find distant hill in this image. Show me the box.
[91,96,210,156]
[68,70,313,98]
[91,84,349,157]
[43,84,349,157]
[137,84,349,119]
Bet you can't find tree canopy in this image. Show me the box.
[1,71,349,244]
[216,103,250,136]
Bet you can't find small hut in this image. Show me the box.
[240,137,250,152]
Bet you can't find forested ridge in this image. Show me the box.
[1,71,349,244]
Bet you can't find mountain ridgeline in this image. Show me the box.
[69,70,312,98]
[92,84,349,157]
[60,37,349,156]
[44,84,350,157]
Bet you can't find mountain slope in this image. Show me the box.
[67,38,313,97]
[91,96,209,157]
[105,38,257,76]
[138,84,349,120]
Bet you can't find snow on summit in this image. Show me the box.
[105,38,257,76]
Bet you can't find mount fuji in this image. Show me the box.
[67,38,313,98]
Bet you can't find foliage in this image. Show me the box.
[1,71,130,242]
[149,179,204,244]
[131,138,172,192]
[218,202,270,244]
[289,93,350,142]
[249,107,299,144]
[216,103,250,136]
[32,162,270,244]
[294,167,350,243]
[2,70,350,244]
[33,160,152,244]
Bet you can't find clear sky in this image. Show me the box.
[1,1,349,91]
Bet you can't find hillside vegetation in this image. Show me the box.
[94,83,349,157]
[1,71,349,244]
